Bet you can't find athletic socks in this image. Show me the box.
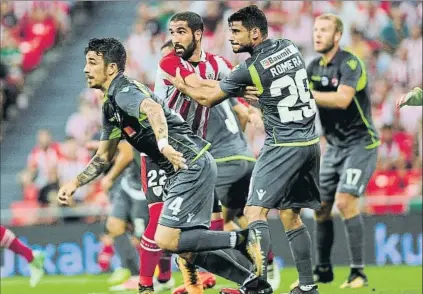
[315,219,334,266]
[192,248,254,285]
[114,233,139,275]
[139,202,163,287]
[177,229,238,253]
[344,214,365,268]
[286,225,314,286]
[211,218,224,231]
[248,220,271,279]
[158,251,172,282]
[98,243,114,272]
[0,225,34,263]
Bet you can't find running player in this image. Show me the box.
[167,5,320,294]
[301,14,380,289]
[0,225,45,287]
[57,37,270,294]
[396,87,422,109]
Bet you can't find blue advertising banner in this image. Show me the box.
[1,213,421,277]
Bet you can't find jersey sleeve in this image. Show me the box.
[215,55,233,80]
[100,110,122,141]
[219,62,252,97]
[339,56,362,90]
[115,84,152,119]
[159,54,195,79]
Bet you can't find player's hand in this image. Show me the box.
[161,145,188,171]
[165,68,186,91]
[100,175,114,191]
[57,181,78,206]
[243,86,260,102]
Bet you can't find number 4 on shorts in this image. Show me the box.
[168,197,184,216]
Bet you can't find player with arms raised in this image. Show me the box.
[57,37,269,294]
[167,5,320,294]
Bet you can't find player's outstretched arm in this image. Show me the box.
[167,68,228,107]
[140,98,187,170]
[57,138,119,206]
[396,87,423,109]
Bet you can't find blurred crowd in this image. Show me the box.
[9,0,423,225]
[0,1,95,131]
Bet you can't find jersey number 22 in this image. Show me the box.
[271,68,316,123]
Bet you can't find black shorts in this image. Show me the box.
[320,143,378,202]
[247,143,321,210]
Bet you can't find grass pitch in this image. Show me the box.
[1,265,421,294]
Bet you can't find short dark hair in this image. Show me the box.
[170,11,204,33]
[228,5,268,38]
[84,38,126,72]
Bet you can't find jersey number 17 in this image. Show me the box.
[271,68,316,123]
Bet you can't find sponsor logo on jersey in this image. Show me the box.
[321,76,329,86]
[120,86,129,93]
[260,44,298,70]
[331,77,339,87]
[347,59,358,71]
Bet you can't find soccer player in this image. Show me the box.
[154,12,260,294]
[162,39,281,293]
[396,87,422,109]
[0,225,45,287]
[57,37,270,294]
[167,5,320,294]
[303,14,380,289]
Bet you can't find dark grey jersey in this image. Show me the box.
[219,39,318,146]
[206,99,253,159]
[307,49,380,148]
[101,74,210,175]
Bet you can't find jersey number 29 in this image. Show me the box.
[271,68,316,123]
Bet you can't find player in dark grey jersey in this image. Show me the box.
[298,14,380,290]
[56,37,269,294]
[167,6,320,294]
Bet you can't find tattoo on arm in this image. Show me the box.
[141,99,168,141]
[76,155,110,186]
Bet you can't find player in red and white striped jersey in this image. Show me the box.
[139,12,239,294]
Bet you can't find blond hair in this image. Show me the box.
[316,13,343,34]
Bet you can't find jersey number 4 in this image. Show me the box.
[271,68,316,123]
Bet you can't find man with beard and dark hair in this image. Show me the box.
[289,14,379,290]
[57,37,267,294]
[166,5,321,294]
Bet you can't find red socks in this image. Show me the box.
[139,202,164,287]
[211,218,224,231]
[98,244,114,272]
[0,225,34,263]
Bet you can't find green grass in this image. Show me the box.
[1,266,421,294]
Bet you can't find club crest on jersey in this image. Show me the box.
[332,77,339,87]
[120,86,129,93]
[347,59,358,71]
[124,126,136,137]
[259,44,298,69]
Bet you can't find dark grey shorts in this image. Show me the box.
[320,143,378,202]
[110,176,149,238]
[215,159,255,209]
[247,143,321,210]
[159,152,217,229]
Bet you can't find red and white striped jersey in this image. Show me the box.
[154,49,233,139]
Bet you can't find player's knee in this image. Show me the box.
[154,225,179,252]
[244,205,268,222]
[314,201,333,222]
[106,217,126,236]
[279,209,303,230]
[335,193,359,218]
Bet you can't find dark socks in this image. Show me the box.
[315,219,334,266]
[114,233,139,275]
